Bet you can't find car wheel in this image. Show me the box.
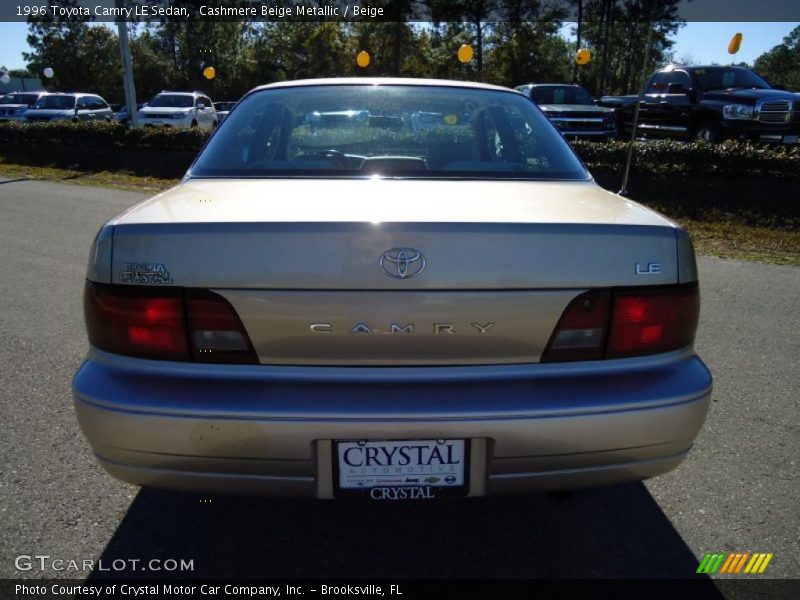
[212,120,218,129]
[190,120,198,128]
[694,123,720,144]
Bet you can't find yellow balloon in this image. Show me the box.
[457,44,474,64]
[357,51,370,68]
[575,48,592,65]
[728,33,743,55]
[203,66,216,80]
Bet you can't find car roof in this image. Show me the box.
[251,78,517,94]
[41,92,96,96]
[661,65,749,72]
[527,83,582,87]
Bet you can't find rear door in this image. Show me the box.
[196,96,214,128]
[88,96,111,120]
[203,96,216,126]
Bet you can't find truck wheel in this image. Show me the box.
[694,123,720,143]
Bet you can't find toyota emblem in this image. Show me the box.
[379,248,426,279]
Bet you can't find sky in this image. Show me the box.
[1,21,799,72]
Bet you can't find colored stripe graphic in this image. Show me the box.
[698,552,772,574]
[697,554,713,573]
[720,553,737,574]
[734,553,750,573]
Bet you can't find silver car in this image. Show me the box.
[74,79,712,500]
[0,91,46,122]
[517,83,618,141]
[24,92,113,123]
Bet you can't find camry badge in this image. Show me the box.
[379,248,426,279]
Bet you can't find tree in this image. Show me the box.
[484,0,571,86]
[25,21,122,100]
[754,25,800,91]
[574,0,683,96]
[426,0,498,76]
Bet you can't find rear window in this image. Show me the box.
[2,93,40,106]
[35,95,76,109]
[148,94,194,108]
[192,85,589,180]
[531,86,594,106]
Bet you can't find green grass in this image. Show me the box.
[681,220,800,266]
[0,162,179,194]
[1,161,797,266]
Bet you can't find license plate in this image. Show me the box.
[784,135,798,144]
[333,439,469,499]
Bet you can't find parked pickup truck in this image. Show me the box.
[599,65,800,144]
[517,83,617,141]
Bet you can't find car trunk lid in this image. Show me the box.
[105,178,681,365]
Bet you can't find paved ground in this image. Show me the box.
[0,180,797,585]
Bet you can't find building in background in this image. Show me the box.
[0,76,45,95]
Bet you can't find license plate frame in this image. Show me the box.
[332,439,470,500]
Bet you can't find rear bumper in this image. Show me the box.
[73,348,712,498]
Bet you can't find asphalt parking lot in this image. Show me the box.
[0,179,797,584]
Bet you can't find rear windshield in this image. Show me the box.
[34,95,76,109]
[531,86,594,106]
[148,94,194,108]
[192,85,589,180]
[2,93,40,106]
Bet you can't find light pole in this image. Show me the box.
[116,0,138,127]
[619,22,653,196]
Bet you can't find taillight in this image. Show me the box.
[606,285,699,358]
[541,291,610,362]
[542,284,699,362]
[84,282,257,364]
[84,283,188,361]
[186,290,258,364]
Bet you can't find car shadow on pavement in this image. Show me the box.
[88,481,722,588]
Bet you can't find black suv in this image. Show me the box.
[600,65,800,144]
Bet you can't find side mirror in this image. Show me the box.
[667,83,688,94]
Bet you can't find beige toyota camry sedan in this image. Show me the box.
[73,78,712,500]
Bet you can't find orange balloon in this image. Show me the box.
[457,44,474,63]
[202,66,216,80]
[356,51,370,68]
[575,48,592,65]
[728,33,743,55]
